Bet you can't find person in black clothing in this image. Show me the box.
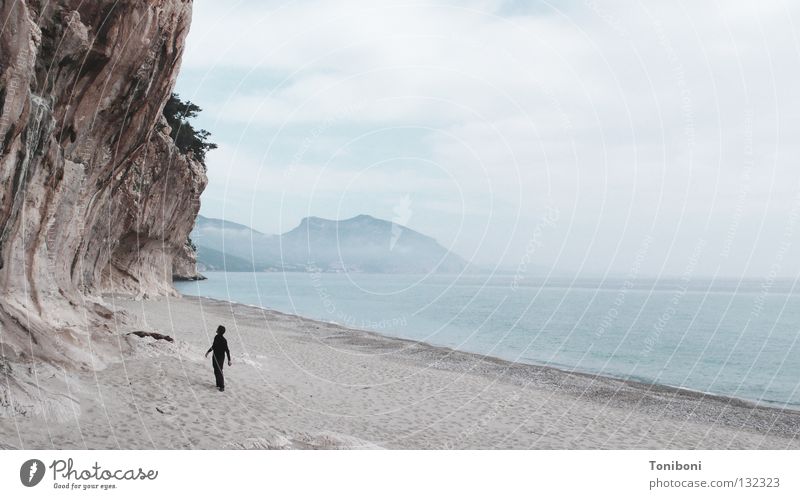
[205,325,231,391]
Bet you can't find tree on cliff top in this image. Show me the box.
[162,93,217,164]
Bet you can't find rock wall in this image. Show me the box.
[172,238,206,282]
[0,0,205,367]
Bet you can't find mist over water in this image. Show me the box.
[177,272,800,408]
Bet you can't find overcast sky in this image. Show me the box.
[175,0,800,278]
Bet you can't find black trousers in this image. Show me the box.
[212,355,225,388]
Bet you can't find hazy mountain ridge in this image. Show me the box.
[192,214,467,273]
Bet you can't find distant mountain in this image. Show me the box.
[191,214,467,273]
[195,245,254,272]
[191,215,271,269]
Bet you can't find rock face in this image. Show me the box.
[171,240,206,281]
[0,0,205,367]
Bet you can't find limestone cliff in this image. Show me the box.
[172,238,206,281]
[0,0,206,367]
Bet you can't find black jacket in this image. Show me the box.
[206,334,230,361]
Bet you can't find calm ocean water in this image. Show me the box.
[176,272,800,408]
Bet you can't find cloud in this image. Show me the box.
[180,0,800,276]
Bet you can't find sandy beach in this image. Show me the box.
[1,294,799,450]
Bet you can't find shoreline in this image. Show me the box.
[187,294,800,415]
[177,295,800,444]
[2,294,798,449]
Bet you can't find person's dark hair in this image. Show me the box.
[216,325,226,335]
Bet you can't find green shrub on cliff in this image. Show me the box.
[162,93,217,163]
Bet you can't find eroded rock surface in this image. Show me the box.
[0,0,205,369]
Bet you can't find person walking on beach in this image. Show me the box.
[205,325,231,392]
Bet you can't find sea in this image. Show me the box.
[175,272,800,408]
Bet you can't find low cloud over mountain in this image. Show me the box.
[192,214,467,273]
